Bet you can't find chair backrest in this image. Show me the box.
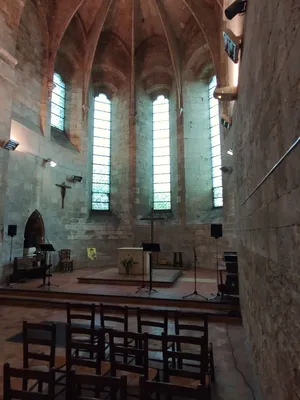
[23,321,56,370]
[162,333,208,384]
[100,303,129,331]
[65,325,105,373]
[109,330,150,378]
[59,249,71,260]
[67,370,127,400]
[139,376,209,400]
[137,307,169,339]
[174,311,208,347]
[66,302,96,329]
[3,363,55,400]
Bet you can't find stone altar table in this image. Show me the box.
[118,247,150,275]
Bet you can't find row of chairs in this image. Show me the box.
[67,303,215,381]
[4,363,209,400]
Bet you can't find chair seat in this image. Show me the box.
[116,368,157,387]
[169,376,201,388]
[72,361,111,376]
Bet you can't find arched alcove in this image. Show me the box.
[23,211,45,256]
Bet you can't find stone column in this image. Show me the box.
[0,46,18,277]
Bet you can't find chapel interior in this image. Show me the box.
[0,0,299,399]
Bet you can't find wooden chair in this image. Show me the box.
[3,363,56,400]
[22,321,65,392]
[109,330,158,394]
[139,375,209,400]
[67,369,127,400]
[59,249,73,272]
[100,304,133,357]
[66,303,96,358]
[174,311,215,382]
[162,333,209,389]
[65,325,110,377]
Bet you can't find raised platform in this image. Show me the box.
[77,267,182,287]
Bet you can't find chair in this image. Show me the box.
[109,330,158,393]
[59,249,73,272]
[65,325,110,376]
[174,311,215,382]
[139,375,209,400]
[67,369,127,400]
[3,363,56,400]
[66,303,96,358]
[162,333,209,388]
[22,321,65,392]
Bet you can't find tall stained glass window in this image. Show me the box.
[153,95,171,210]
[92,93,111,210]
[51,72,66,131]
[209,76,223,207]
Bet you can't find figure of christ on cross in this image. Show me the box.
[55,182,72,209]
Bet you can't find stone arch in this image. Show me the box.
[23,210,45,256]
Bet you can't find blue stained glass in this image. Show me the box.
[92,93,111,210]
[51,72,65,131]
[209,76,223,208]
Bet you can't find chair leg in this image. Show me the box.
[209,343,215,383]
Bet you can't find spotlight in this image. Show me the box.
[227,149,233,156]
[2,139,19,151]
[221,114,232,129]
[225,0,247,20]
[49,160,57,167]
[71,175,83,183]
[214,86,238,101]
[223,29,242,64]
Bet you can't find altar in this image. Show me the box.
[118,247,150,275]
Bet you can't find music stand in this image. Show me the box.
[37,244,58,289]
[142,242,160,295]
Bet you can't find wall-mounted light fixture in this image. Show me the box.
[225,0,247,20]
[71,175,83,183]
[223,28,242,64]
[2,139,19,151]
[220,166,233,174]
[221,114,232,129]
[227,149,234,156]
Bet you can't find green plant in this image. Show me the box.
[121,257,138,275]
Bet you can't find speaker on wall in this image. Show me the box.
[8,225,17,237]
[211,224,222,239]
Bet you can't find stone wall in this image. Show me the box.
[232,1,300,398]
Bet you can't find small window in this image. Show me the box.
[153,95,171,210]
[209,76,223,208]
[51,73,66,131]
[92,93,111,211]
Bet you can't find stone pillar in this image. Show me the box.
[0,46,18,277]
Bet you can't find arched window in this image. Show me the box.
[51,72,66,131]
[209,76,223,207]
[153,95,171,210]
[92,93,111,211]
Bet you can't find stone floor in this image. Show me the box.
[0,268,261,400]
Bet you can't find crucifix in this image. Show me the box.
[55,182,71,209]
[139,207,164,294]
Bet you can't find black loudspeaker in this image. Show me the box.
[8,225,17,237]
[211,224,222,238]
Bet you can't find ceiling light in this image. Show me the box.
[2,139,19,151]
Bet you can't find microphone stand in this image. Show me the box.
[183,248,207,300]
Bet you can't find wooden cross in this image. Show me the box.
[141,208,164,243]
[55,182,71,209]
